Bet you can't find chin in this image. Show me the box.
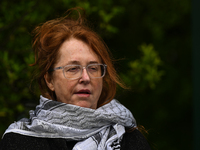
[77,101,96,109]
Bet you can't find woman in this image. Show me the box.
[0,8,151,150]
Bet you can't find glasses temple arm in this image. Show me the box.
[48,66,63,72]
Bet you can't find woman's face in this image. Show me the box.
[45,38,103,109]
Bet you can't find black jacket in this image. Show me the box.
[0,129,151,150]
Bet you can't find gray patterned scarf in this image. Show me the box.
[4,96,136,150]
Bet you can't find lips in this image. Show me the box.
[75,89,91,97]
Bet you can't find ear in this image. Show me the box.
[44,73,55,91]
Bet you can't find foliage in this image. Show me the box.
[121,44,164,90]
[0,0,191,150]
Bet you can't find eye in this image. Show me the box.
[65,66,80,72]
[88,65,99,72]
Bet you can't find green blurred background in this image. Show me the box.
[0,0,192,149]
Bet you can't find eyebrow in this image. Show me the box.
[66,61,80,65]
[65,61,100,66]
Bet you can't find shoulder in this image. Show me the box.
[120,129,151,150]
[0,132,75,150]
[0,132,53,150]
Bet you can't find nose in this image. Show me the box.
[79,68,90,83]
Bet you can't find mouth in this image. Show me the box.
[75,89,91,97]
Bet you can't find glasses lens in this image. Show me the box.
[87,64,105,78]
[63,64,106,79]
[63,65,81,79]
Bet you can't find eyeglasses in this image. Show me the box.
[48,64,107,80]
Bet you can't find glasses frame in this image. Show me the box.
[48,64,107,80]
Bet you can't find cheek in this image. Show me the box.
[58,80,76,94]
[53,76,77,99]
[94,79,103,96]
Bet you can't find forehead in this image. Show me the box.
[57,38,101,66]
